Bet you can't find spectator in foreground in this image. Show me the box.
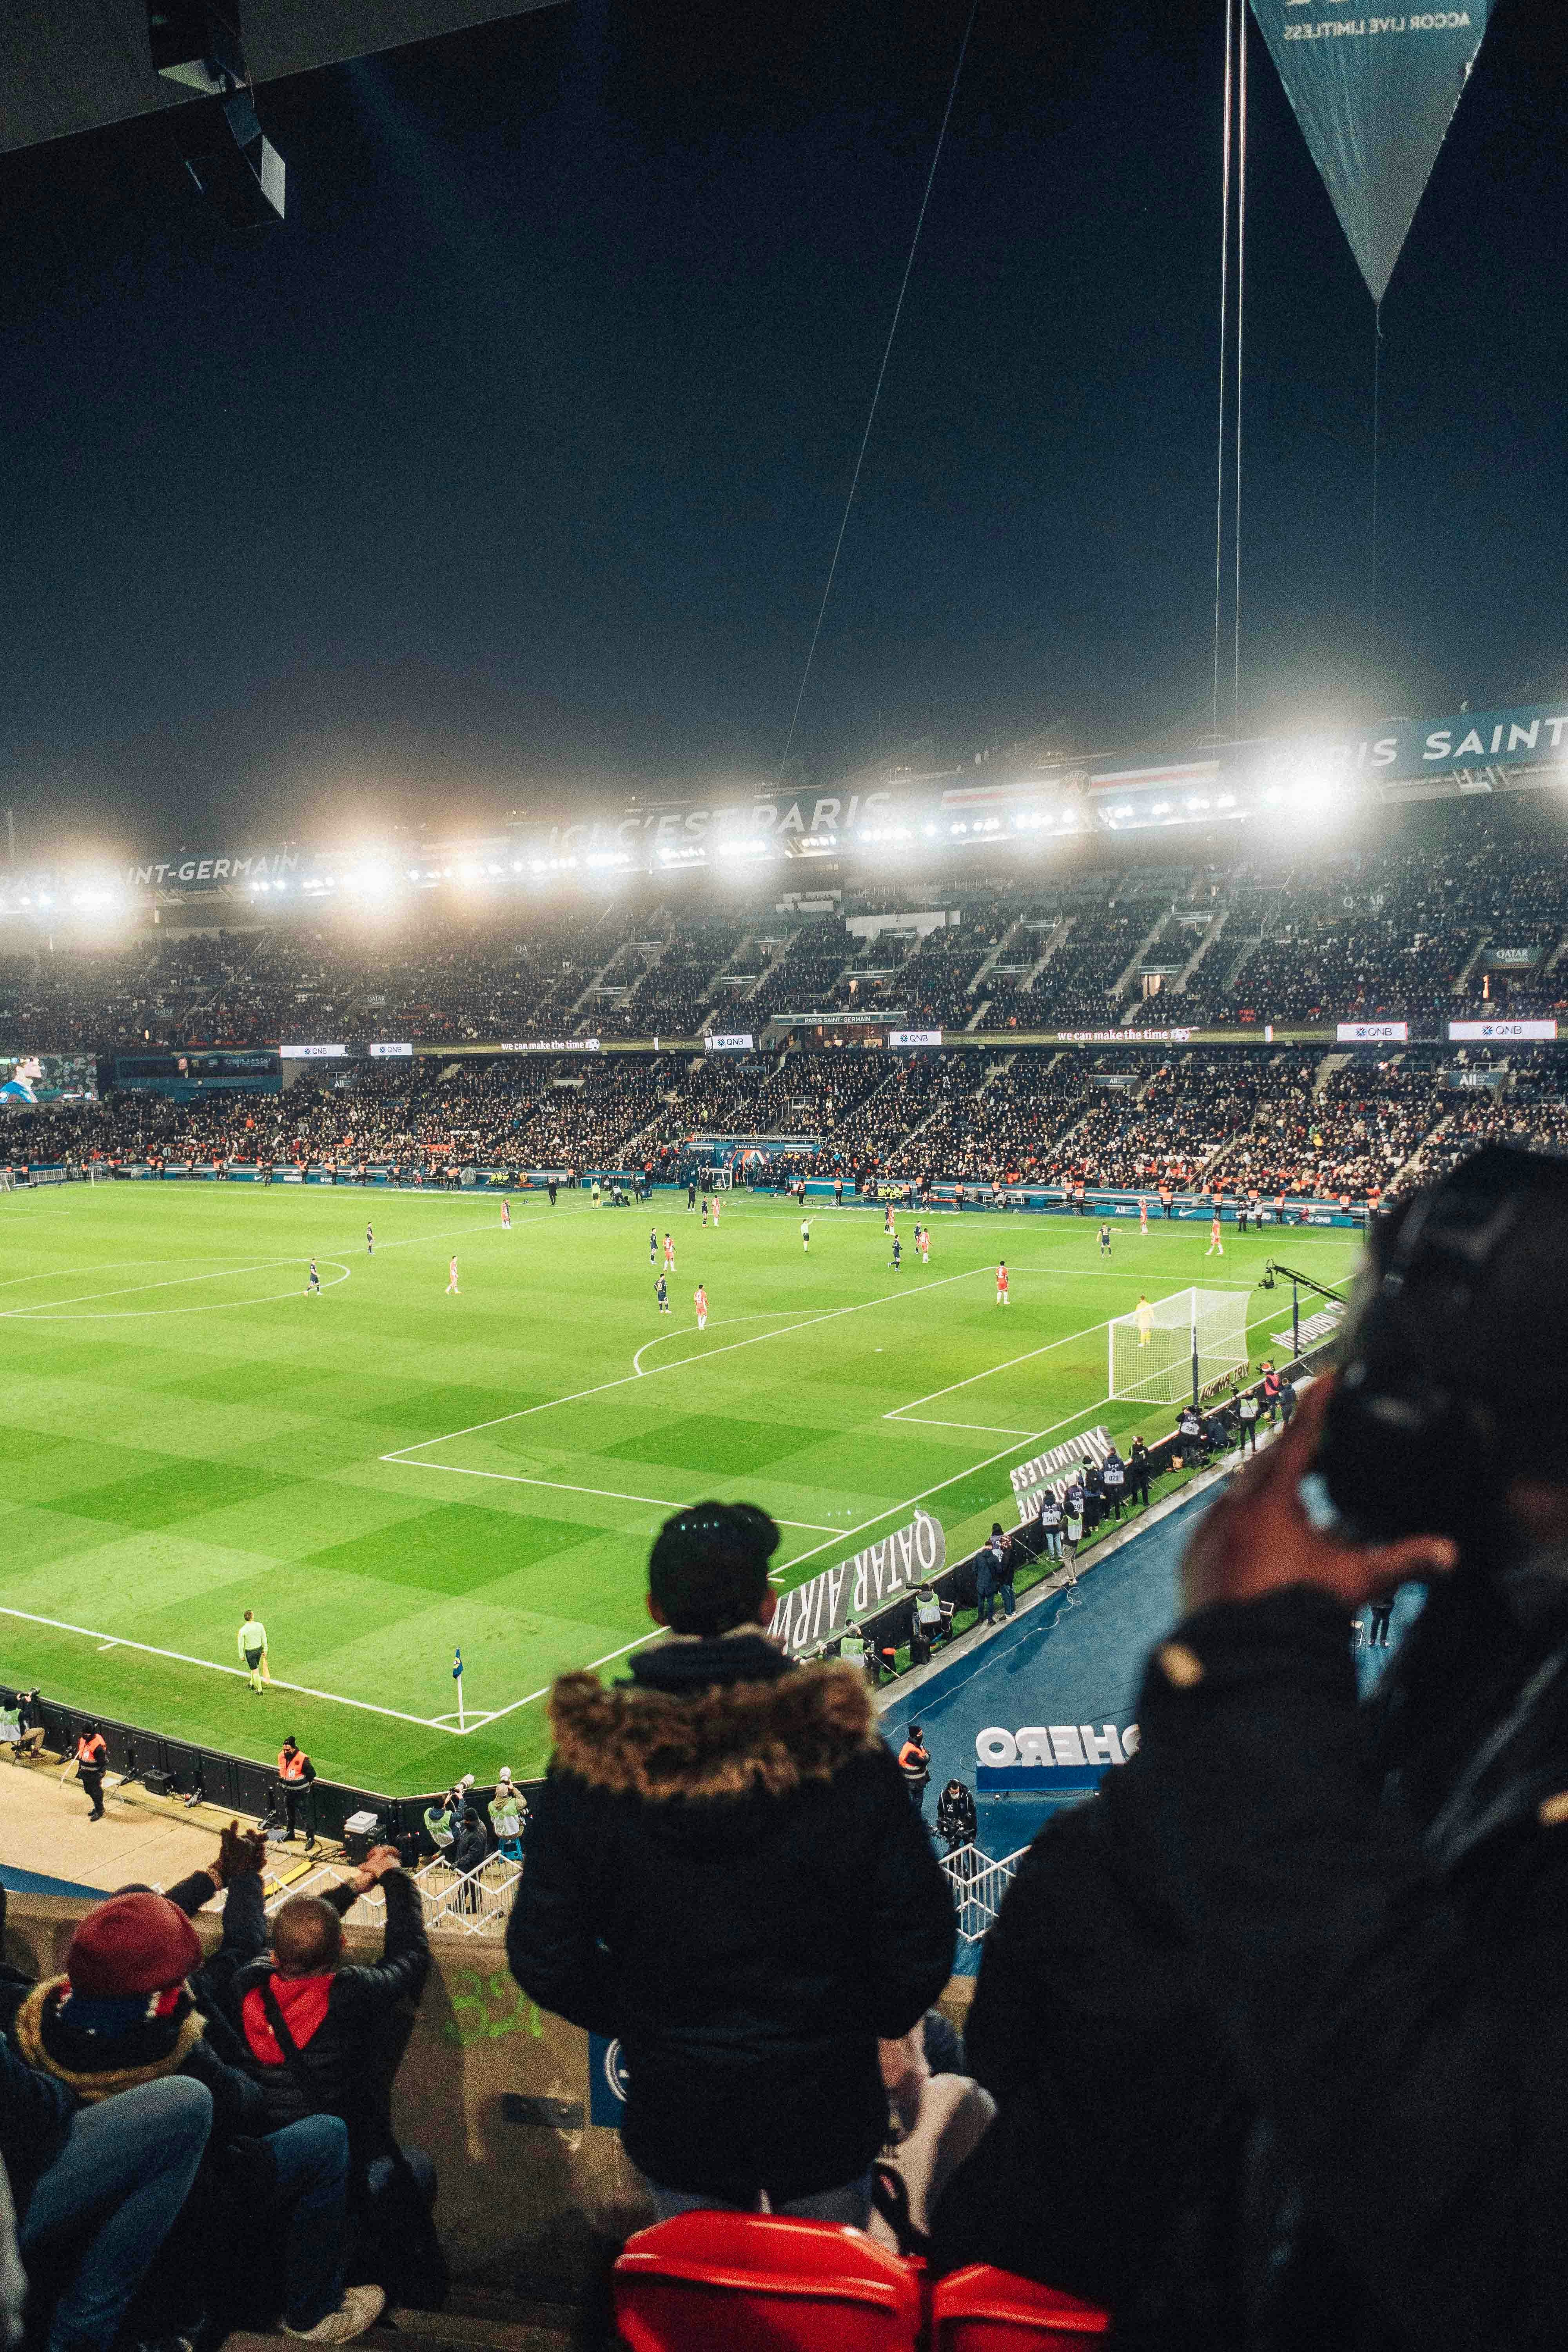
[507,1501,955,2223]
[2,2024,211,2352]
[227,1846,443,2308]
[935,1148,1568,2350]
[4,1890,382,2346]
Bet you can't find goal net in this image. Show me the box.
[0,1168,15,1194]
[1108,1286,1250,1406]
[710,1167,733,1190]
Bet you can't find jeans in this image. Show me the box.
[997,1582,1015,1617]
[21,2074,212,2352]
[267,2115,351,2331]
[361,2148,437,2217]
[1041,1529,1061,1560]
[650,2173,874,2228]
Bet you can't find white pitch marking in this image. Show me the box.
[5,1261,354,1319]
[0,1606,450,1731]
[384,1262,991,1463]
[890,1416,1041,1436]
[388,1456,840,1534]
[631,1309,807,1376]
[461,1389,1127,1731]
[882,1303,1120,1419]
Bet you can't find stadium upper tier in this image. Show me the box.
[4,800,1566,1051]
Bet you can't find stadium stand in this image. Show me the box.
[7,800,1568,1205]
[11,1033,1568,1205]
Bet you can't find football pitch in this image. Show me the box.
[0,1182,1360,1794]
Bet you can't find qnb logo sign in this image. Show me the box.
[976,1722,1139,1771]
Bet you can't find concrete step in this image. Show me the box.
[223,2304,573,2352]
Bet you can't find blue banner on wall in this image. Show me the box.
[1250,1,1492,305]
[588,2033,629,2129]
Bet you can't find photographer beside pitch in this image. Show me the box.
[935,1148,1568,2349]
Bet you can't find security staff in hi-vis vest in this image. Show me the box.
[276,1735,317,1847]
[72,1723,108,1821]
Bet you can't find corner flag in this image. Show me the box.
[452,1648,463,1681]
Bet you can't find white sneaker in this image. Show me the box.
[283,2284,387,2342]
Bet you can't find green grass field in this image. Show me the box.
[0,1181,1359,1794]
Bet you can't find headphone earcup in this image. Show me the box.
[1315,1367,1493,1547]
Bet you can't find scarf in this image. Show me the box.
[13,1978,206,2102]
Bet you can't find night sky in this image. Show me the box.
[1,0,1564,853]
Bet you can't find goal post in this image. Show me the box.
[1108,1286,1250,1407]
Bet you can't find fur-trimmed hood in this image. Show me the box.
[13,1977,206,2102]
[548,1658,880,1802]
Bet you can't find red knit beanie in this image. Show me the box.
[66,1893,202,1998]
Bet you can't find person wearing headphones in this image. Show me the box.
[934,1149,1568,2348]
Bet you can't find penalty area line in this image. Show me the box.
[465,1388,1123,1733]
[384,1261,992,1461]
[385,1456,842,1534]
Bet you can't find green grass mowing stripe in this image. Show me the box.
[0,1605,451,1730]
[0,1185,1361,1788]
[379,1259,998,1460]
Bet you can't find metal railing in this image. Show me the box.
[260,1851,522,1939]
[938,1842,1028,1944]
[257,1844,1016,1949]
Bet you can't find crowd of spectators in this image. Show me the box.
[6,805,1568,1062]
[12,1038,1568,1203]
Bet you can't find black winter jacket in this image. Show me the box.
[506,1636,956,2201]
[934,1577,1568,2352]
[449,1819,487,1877]
[227,1867,429,2165]
[4,1975,266,2145]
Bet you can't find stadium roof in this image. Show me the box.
[0,0,564,157]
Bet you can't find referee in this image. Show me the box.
[238,1609,270,1693]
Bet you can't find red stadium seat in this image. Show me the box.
[613,2212,924,2351]
[931,2264,1112,2350]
